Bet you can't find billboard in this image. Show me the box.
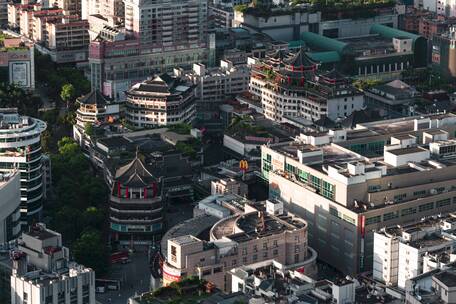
[9,62,29,87]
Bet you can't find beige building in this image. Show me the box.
[162,200,317,292]
[262,113,456,275]
[44,16,89,52]
[211,178,248,197]
[8,4,90,62]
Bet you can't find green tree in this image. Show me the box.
[0,83,42,116]
[72,230,109,275]
[84,122,94,136]
[60,83,76,108]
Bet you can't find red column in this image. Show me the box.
[152,183,158,197]
[117,182,121,197]
[144,187,147,199]
[125,186,129,198]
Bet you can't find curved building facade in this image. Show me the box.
[0,171,21,243]
[162,200,317,292]
[109,155,164,245]
[125,74,195,129]
[0,109,47,223]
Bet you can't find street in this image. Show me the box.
[96,251,151,304]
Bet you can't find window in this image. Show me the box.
[419,202,434,212]
[437,198,451,208]
[263,242,268,250]
[273,240,278,247]
[242,248,247,255]
[401,207,417,216]
[253,245,258,252]
[365,215,382,225]
[295,245,300,253]
[253,254,258,261]
[322,181,335,200]
[242,256,247,264]
[263,251,268,258]
[343,214,356,225]
[368,185,381,192]
[394,193,407,202]
[330,207,341,218]
[214,267,222,273]
[383,211,399,221]
[171,246,177,262]
[413,190,426,196]
[273,249,278,256]
[232,260,237,266]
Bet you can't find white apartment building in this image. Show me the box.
[123,0,207,46]
[249,50,364,123]
[185,60,250,113]
[374,214,456,289]
[82,0,124,20]
[125,74,196,128]
[0,109,47,224]
[0,171,21,244]
[11,224,95,304]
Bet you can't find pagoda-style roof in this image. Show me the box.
[78,90,110,105]
[284,48,317,69]
[115,155,157,187]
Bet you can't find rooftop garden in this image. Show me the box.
[175,138,201,160]
[0,32,27,51]
[136,277,214,304]
[226,115,274,139]
[168,123,192,135]
[235,0,395,19]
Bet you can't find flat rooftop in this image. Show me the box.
[386,146,428,156]
[170,235,201,246]
[26,228,57,241]
[228,211,306,243]
[434,270,456,287]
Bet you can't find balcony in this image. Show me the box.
[110,195,162,204]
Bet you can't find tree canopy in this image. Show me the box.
[47,137,110,275]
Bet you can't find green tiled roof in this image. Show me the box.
[370,24,423,43]
[301,32,350,55]
[307,51,341,63]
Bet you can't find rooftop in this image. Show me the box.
[386,146,428,156]
[434,270,456,287]
[26,225,58,241]
[226,210,306,243]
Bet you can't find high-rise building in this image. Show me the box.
[88,0,209,100]
[261,113,456,275]
[0,171,21,244]
[110,155,164,245]
[10,224,95,304]
[125,74,196,128]
[81,0,123,20]
[0,109,47,224]
[184,60,250,114]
